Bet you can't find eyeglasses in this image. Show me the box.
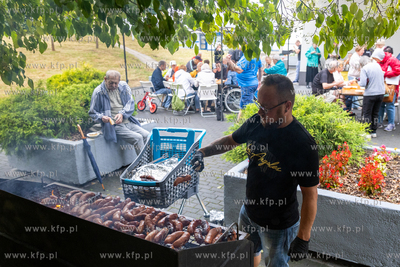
[254,100,288,115]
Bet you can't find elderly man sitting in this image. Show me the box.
[151,60,172,108]
[89,70,149,155]
[264,54,287,76]
[312,61,346,103]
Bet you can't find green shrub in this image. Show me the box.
[46,63,105,91]
[0,65,137,157]
[222,95,368,164]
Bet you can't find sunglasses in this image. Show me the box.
[254,100,288,115]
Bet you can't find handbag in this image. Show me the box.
[171,84,186,111]
[383,83,395,103]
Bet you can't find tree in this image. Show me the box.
[1,0,400,89]
[290,0,400,58]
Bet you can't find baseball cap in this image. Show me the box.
[194,56,202,61]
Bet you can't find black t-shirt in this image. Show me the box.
[232,115,319,230]
[298,45,301,61]
[312,68,334,96]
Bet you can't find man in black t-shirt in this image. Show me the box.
[312,61,342,96]
[293,40,301,83]
[191,74,319,267]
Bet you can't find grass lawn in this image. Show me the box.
[0,34,213,96]
[0,36,152,97]
[119,35,214,68]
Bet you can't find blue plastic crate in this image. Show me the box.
[120,127,206,208]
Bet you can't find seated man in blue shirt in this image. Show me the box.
[151,60,172,108]
[264,54,288,76]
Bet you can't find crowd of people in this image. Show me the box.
[306,39,400,137]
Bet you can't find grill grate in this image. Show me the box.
[30,183,242,249]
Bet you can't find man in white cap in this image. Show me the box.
[375,39,385,49]
[164,60,177,80]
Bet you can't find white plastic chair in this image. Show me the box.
[170,83,195,116]
[198,84,218,117]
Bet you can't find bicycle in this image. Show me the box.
[137,88,158,114]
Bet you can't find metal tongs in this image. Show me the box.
[214,222,239,244]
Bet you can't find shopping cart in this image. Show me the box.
[120,127,210,217]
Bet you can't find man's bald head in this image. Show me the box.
[259,74,295,106]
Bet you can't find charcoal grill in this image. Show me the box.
[0,180,253,267]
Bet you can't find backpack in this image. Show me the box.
[171,84,186,111]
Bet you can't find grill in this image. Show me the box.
[0,179,254,267]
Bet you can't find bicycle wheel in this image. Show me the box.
[224,88,241,113]
[137,100,146,111]
[149,102,158,114]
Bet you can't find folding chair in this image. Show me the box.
[198,84,218,117]
[170,83,195,116]
[140,81,165,106]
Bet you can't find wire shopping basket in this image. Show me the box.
[120,128,207,210]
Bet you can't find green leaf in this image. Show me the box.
[316,12,324,28]
[341,4,348,16]
[116,0,125,7]
[11,31,19,49]
[366,18,375,28]
[94,25,102,36]
[350,3,358,14]
[312,35,320,45]
[194,44,199,55]
[355,10,363,21]
[186,38,192,48]
[191,33,197,43]
[216,14,222,26]
[36,26,44,35]
[39,42,47,54]
[28,78,34,89]
[1,72,11,86]
[81,0,92,17]
[339,45,347,59]
[224,12,229,25]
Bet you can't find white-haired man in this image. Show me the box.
[89,70,149,155]
[312,61,345,97]
[264,54,287,76]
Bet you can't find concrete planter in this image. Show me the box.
[8,119,156,185]
[224,156,400,267]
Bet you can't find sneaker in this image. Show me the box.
[371,133,377,138]
[293,80,298,83]
[384,124,396,131]
[306,85,310,88]
[378,124,384,129]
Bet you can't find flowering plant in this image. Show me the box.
[370,145,392,176]
[319,142,351,188]
[358,155,386,195]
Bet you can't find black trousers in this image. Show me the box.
[362,94,384,133]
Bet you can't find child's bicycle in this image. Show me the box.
[137,83,158,114]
